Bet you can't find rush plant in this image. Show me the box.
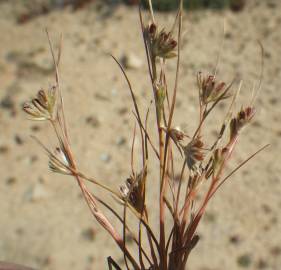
[22,1,267,269]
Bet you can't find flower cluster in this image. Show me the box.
[230,106,255,140]
[183,138,205,171]
[23,86,57,121]
[145,23,177,59]
[120,171,146,214]
[197,72,228,105]
[49,147,71,175]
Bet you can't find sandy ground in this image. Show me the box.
[0,1,281,269]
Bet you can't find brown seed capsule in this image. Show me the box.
[169,39,177,49]
[38,89,48,104]
[119,170,146,214]
[146,24,177,59]
[23,103,33,114]
[230,106,255,140]
[238,110,246,120]
[33,98,46,111]
[183,138,205,171]
[245,106,255,120]
[170,127,185,142]
[149,23,157,37]
[22,86,57,121]
[230,118,238,140]
[198,72,228,104]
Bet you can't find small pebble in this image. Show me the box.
[15,227,24,236]
[6,177,17,185]
[264,51,271,59]
[0,145,10,154]
[100,153,111,163]
[87,255,95,263]
[269,97,278,105]
[262,224,270,231]
[111,88,118,97]
[30,155,38,163]
[256,258,268,269]
[117,107,128,115]
[1,95,14,110]
[261,203,272,214]
[14,134,24,145]
[38,176,47,184]
[31,125,41,132]
[229,234,241,245]
[86,116,100,128]
[225,31,233,39]
[42,256,53,267]
[267,1,277,8]
[116,136,126,146]
[237,254,252,267]
[270,246,281,256]
[94,93,110,101]
[82,227,97,241]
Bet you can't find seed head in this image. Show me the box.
[145,23,177,59]
[119,170,146,214]
[183,138,205,171]
[148,23,157,38]
[197,72,229,105]
[23,86,57,121]
[49,147,71,175]
[230,106,255,140]
[170,127,186,142]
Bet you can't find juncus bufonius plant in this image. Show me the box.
[23,1,268,269]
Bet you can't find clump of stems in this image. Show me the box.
[23,1,267,269]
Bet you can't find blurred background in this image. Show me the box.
[0,0,280,269]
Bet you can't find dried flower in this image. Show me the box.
[197,72,229,105]
[49,147,71,175]
[183,138,205,171]
[119,170,146,214]
[145,23,177,59]
[168,127,188,155]
[230,106,255,140]
[23,86,57,121]
[148,22,157,38]
[170,127,186,142]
